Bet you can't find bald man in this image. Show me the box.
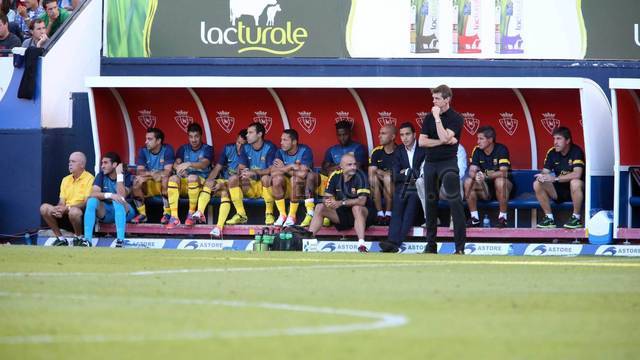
[368,124,397,225]
[309,153,377,253]
[40,152,94,246]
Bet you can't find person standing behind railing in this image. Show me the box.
[0,13,20,54]
[41,0,69,37]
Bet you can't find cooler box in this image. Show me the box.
[588,210,613,245]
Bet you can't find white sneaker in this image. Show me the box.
[209,226,222,238]
[283,216,296,226]
[274,215,287,227]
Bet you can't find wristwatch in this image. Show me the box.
[341,200,347,207]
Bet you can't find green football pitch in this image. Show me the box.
[1,246,639,359]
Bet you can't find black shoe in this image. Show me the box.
[423,242,437,254]
[453,249,465,255]
[495,217,507,228]
[72,236,84,246]
[467,217,480,227]
[52,238,69,246]
[379,241,399,253]
[115,239,124,248]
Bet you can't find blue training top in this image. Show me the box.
[239,141,277,170]
[136,144,175,172]
[217,143,242,179]
[323,141,367,166]
[176,143,214,178]
[275,144,314,168]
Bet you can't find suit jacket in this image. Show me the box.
[392,143,426,186]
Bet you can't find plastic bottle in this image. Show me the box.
[482,214,491,228]
[24,232,32,245]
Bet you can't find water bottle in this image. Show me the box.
[482,214,491,228]
[24,232,32,246]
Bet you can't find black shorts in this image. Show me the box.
[485,178,515,200]
[333,205,376,231]
[553,182,572,203]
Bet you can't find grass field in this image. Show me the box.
[1,247,639,359]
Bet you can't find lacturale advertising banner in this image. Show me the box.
[105,0,640,60]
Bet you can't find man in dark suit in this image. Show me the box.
[380,122,426,253]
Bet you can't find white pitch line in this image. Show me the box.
[1,258,639,278]
[0,291,408,344]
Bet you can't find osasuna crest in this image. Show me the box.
[137,110,156,129]
[541,112,560,134]
[216,110,235,134]
[335,111,354,128]
[498,112,518,136]
[253,111,272,133]
[462,112,480,135]
[174,110,194,133]
[377,111,397,127]
[415,112,428,129]
[297,111,316,134]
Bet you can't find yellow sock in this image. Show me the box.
[230,187,246,217]
[288,201,299,218]
[263,187,274,215]
[197,185,212,213]
[187,183,200,213]
[137,204,146,216]
[275,199,287,217]
[217,197,231,228]
[305,199,315,214]
[168,181,179,218]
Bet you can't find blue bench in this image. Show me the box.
[438,170,573,227]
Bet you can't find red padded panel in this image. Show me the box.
[116,88,206,154]
[355,88,432,146]
[616,89,640,166]
[194,88,284,160]
[275,89,367,167]
[93,88,129,162]
[519,89,585,169]
[451,89,532,169]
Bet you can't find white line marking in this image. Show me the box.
[1,257,639,278]
[0,291,408,344]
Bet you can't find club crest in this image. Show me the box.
[137,110,156,129]
[216,111,235,134]
[297,111,316,134]
[541,112,560,134]
[462,112,480,135]
[174,110,194,133]
[498,112,518,136]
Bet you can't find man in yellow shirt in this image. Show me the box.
[40,152,94,246]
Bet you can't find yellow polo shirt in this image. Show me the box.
[59,171,94,207]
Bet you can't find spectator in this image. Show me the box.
[0,13,20,54]
[39,152,94,246]
[1,0,16,22]
[16,0,44,38]
[41,0,69,37]
[58,0,81,11]
[21,18,48,47]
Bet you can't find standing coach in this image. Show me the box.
[418,85,466,254]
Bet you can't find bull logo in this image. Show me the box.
[229,0,279,26]
[498,112,518,136]
[541,112,560,135]
[137,110,156,129]
[216,111,235,134]
[462,112,480,135]
[297,111,316,134]
[377,111,397,127]
[174,110,194,133]
[253,111,272,133]
[335,111,354,129]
